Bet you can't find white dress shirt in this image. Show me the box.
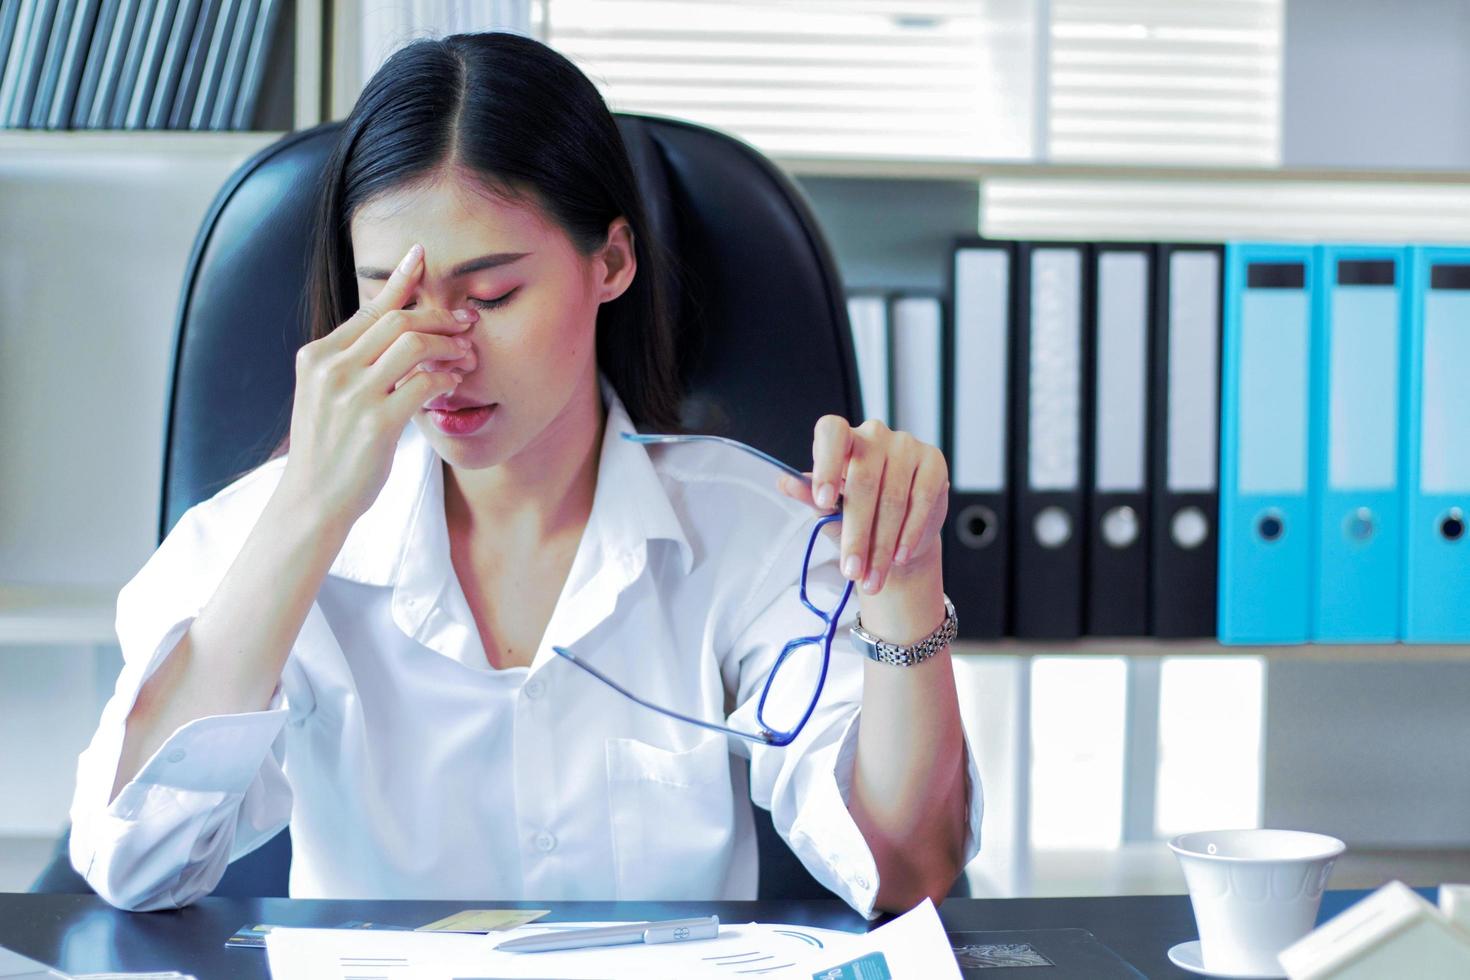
[69,374,985,916]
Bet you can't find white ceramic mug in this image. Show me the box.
[1170,829,1345,976]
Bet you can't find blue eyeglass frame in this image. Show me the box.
[552,431,855,747]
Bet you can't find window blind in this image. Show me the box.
[545,0,1037,160]
[1046,0,1284,165]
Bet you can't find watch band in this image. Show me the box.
[851,594,958,667]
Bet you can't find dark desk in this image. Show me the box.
[0,889,1377,978]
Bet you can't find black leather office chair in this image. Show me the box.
[34,113,968,901]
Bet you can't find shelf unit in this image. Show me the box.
[0,583,1464,659]
[2,8,1467,885]
[1,0,328,845]
[772,156,1470,185]
[0,585,119,647]
[0,0,325,148]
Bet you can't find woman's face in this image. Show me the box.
[349,167,634,472]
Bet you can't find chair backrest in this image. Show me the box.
[153,114,864,901]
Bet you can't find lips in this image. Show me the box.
[423,395,493,412]
[427,402,496,436]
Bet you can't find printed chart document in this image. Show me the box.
[264,898,962,979]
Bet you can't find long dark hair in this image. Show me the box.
[268,30,685,461]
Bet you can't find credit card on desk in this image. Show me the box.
[225,920,413,949]
[415,910,550,933]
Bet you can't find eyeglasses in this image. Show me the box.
[552,432,855,747]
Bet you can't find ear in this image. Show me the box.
[594,216,637,304]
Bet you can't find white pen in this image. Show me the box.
[493,915,720,953]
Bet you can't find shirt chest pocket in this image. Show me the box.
[604,730,737,900]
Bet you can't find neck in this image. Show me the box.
[443,375,605,548]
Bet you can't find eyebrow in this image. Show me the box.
[354,251,531,281]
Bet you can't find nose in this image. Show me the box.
[420,335,477,376]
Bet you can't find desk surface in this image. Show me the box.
[0,889,1377,978]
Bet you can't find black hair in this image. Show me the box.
[269,30,685,460]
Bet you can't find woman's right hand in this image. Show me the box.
[279,242,476,523]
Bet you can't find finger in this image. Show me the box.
[863,441,921,593]
[777,471,817,508]
[837,443,884,585]
[370,330,476,394]
[385,367,464,419]
[326,242,427,352]
[894,447,950,566]
[810,415,853,511]
[356,305,477,368]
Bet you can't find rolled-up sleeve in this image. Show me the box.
[725,515,986,919]
[68,503,297,911]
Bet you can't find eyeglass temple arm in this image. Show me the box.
[621,432,814,488]
[552,646,779,745]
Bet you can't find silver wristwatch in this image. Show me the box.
[851,594,958,667]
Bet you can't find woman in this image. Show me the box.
[68,31,983,916]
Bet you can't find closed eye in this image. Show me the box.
[403,288,517,312]
[471,288,517,310]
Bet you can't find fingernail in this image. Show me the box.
[455,336,472,348]
[863,569,882,594]
[842,554,861,580]
[452,308,478,323]
[816,484,836,509]
[895,545,910,565]
[397,243,422,275]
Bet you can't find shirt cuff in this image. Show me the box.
[122,705,291,800]
[785,708,987,921]
[101,612,293,807]
[785,710,883,920]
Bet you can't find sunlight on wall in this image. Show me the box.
[1155,656,1265,837]
[1030,657,1127,849]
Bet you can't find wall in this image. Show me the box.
[0,139,274,840]
[1282,0,1470,170]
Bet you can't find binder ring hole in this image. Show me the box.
[1257,511,1286,543]
[1034,507,1073,549]
[956,504,998,550]
[1101,505,1140,549]
[1441,509,1465,542]
[1345,508,1375,543]
[1170,507,1209,550]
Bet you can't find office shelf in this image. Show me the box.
[949,638,1470,661]
[0,0,324,142]
[0,129,288,156]
[774,156,1470,185]
[2,580,1465,660]
[0,583,119,647]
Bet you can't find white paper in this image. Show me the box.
[265,899,960,980]
[265,920,860,980]
[807,898,964,979]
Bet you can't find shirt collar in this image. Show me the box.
[326,371,694,600]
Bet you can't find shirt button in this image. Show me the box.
[535,831,557,852]
[167,750,186,764]
[854,874,870,890]
[524,680,544,700]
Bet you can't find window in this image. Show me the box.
[1047,0,1284,165]
[1155,656,1264,838]
[542,0,1284,166]
[546,0,1037,161]
[1029,656,1127,849]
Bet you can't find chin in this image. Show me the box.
[421,425,512,471]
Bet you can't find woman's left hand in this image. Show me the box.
[777,416,950,597]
